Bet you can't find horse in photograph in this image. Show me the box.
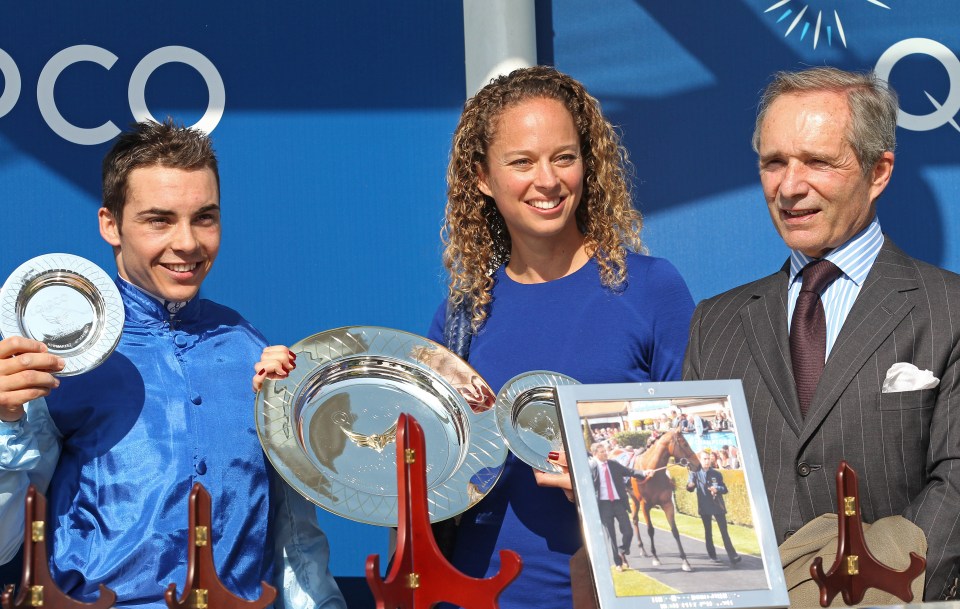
[629,430,701,571]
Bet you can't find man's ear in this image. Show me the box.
[869,151,895,202]
[98,208,121,247]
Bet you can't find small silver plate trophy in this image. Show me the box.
[495,370,579,474]
[0,253,123,375]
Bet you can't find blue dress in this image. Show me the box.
[0,279,345,609]
[428,253,694,609]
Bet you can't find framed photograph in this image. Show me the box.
[555,380,788,609]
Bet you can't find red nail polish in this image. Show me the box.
[257,369,266,376]
[289,350,296,360]
[548,451,560,461]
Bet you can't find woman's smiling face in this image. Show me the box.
[478,97,584,249]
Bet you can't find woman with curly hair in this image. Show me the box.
[426,66,694,608]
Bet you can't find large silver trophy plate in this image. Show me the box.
[496,371,579,474]
[0,253,124,376]
[255,326,507,527]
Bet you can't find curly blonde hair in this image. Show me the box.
[442,65,644,330]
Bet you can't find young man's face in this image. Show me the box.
[99,166,221,302]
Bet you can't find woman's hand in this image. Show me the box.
[534,450,574,502]
[252,345,296,393]
[456,375,496,410]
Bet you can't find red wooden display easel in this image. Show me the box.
[366,413,522,608]
[165,483,277,609]
[1,485,116,609]
[810,461,925,606]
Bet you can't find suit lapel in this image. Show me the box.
[800,241,919,443]
[740,264,804,436]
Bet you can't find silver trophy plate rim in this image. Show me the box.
[496,370,580,474]
[255,326,507,527]
[0,253,124,376]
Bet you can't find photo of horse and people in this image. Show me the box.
[577,397,771,597]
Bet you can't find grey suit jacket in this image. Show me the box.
[683,239,960,600]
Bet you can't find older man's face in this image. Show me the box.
[757,91,893,258]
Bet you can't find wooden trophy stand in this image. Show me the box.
[810,461,925,606]
[366,413,522,609]
[1,485,116,609]
[165,483,277,609]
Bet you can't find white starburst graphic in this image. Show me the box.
[765,0,890,50]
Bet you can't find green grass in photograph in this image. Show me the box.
[611,567,678,596]
[639,508,761,556]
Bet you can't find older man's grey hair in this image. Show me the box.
[752,66,899,174]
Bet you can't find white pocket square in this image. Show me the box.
[882,362,940,393]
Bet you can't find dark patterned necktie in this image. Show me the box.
[790,259,843,417]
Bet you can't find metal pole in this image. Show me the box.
[462,0,537,97]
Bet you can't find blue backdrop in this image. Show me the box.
[546,0,960,303]
[2,1,959,604]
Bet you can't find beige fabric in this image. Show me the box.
[570,547,599,609]
[779,514,926,607]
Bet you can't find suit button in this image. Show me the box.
[784,530,796,541]
[797,462,812,477]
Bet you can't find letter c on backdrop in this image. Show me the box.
[37,45,121,145]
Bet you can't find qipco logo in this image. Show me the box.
[875,38,960,133]
[0,45,224,145]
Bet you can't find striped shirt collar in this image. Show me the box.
[788,217,884,287]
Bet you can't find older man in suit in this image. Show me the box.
[683,66,960,600]
[590,442,650,571]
